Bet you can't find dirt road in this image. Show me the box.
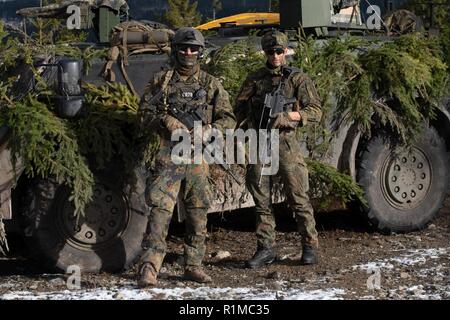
[0,198,448,300]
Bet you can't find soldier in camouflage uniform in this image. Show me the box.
[137,27,236,286]
[235,30,322,268]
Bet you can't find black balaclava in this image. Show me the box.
[175,48,200,76]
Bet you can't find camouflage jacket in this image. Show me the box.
[138,67,236,140]
[235,64,322,130]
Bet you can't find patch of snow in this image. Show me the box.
[395,285,447,300]
[389,248,448,266]
[352,261,394,271]
[0,285,346,300]
[353,247,449,270]
[350,247,449,300]
[0,283,17,289]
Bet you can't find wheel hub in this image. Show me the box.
[58,184,128,249]
[382,147,432,210]
[399,168,416,186]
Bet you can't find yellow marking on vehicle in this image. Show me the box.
[196,13,280,30]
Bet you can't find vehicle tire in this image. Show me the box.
[357,126,449,233]
[19,166,150,273]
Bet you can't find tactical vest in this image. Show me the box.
[159,69,214,124]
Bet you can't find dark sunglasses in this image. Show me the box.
[265,48,285,56]
[178,44,202,54]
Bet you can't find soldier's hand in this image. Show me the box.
[162,115,188,132]
[202,124,213,141]
[272,112,298,129]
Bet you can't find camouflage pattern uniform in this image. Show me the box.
[235,33,322,251]
[138,66,235,274]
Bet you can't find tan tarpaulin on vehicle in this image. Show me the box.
[102,21,174,96]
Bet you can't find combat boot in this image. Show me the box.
[246,247,277,269]
[300,244,318,265]
[138,263,158,287]
[184,266,212,283]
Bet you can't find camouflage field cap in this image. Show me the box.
[261,30,288,50]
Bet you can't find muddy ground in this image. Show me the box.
[0,197,449,300]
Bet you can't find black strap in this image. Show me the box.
[281,66,301,84]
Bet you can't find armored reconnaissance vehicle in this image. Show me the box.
[1,0,449,273]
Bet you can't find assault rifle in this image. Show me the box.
[145,86,243,185]
[168,103,244,185]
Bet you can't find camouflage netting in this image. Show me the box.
[208,165,247,204]
[384,9,424,35]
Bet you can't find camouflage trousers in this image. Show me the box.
[246,131,318,249]
[141,144,212,272]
